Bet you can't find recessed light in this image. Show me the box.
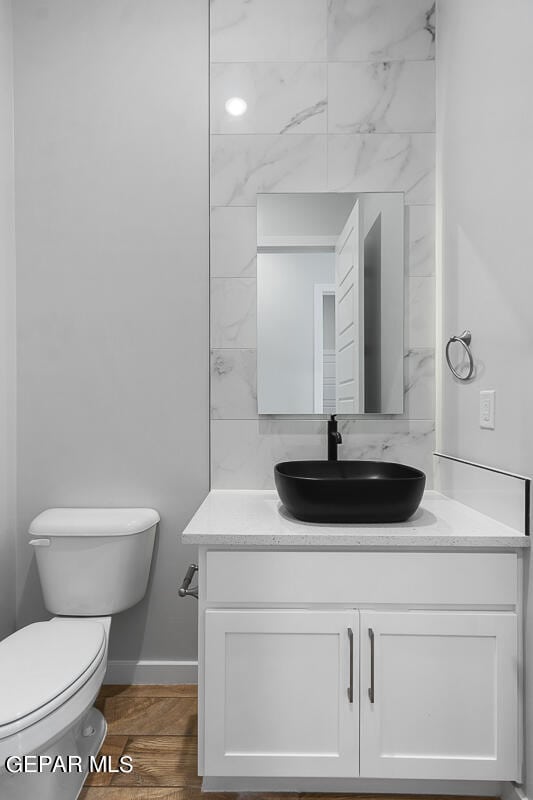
[225,97,248,117]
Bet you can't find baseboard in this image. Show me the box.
[104,659,198,684]
[202,777,504,795]
[502,782,528,800]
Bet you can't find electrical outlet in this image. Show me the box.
[479,390,495,429]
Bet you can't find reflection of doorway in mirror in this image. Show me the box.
[313,284,336,414]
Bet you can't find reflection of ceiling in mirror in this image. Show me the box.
[257,192,403,249]
[257,192,358,241]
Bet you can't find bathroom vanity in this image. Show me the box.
[182,490,528,793]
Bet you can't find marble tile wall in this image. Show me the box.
[210,0,436,489]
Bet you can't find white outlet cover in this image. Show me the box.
[480,390,495,429]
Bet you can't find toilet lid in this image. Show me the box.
[0,620,105,729]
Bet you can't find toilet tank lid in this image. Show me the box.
[29,508,160,537]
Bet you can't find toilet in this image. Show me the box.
[0,507,159,800]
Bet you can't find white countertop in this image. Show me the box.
[182,489,529,548]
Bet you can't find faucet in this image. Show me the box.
[327,415,342,461]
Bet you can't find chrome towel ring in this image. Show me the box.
[445,330,474,381]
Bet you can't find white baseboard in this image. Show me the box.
[202,777,504,795]
[502,782,528,800]
[104,659,198,685]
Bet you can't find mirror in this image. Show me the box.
[257,192,404,415]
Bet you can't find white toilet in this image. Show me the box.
[0,507,159,800]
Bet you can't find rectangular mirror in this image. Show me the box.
[257,192,404,415]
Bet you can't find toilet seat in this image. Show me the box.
[0,619,106,740]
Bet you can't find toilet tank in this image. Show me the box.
[29,508,159,616]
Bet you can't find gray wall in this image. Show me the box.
[13,0,209,665]
[436,0,533,794]
[0,0,16,641]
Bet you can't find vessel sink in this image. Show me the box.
[274,460,426,523]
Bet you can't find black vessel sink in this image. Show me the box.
[274,460,426,523]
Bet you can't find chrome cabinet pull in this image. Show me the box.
[368,627,375,703]
[347,627,354,703]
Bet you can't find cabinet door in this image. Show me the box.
[204,609,359,777]
[360,611,518,780]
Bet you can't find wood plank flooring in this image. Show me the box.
[80,685,495,800]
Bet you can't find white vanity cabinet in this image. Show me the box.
[359,610,518,780]
[204,609,359,777]
[199,549,521,784]
[182,489,528,791]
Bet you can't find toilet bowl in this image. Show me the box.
[0,507,159,800]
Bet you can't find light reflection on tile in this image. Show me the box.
[211,63,327,135]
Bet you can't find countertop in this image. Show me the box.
[181,489,529,549]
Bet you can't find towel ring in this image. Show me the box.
[445,330,474,381]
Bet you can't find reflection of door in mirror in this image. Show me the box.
[335,200,364,414]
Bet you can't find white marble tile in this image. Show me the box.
[211,349,257,419]
[407,204,435,275]
[407,276,435,349]
[404,348,435,419]
[210,278,257,348]
[328,0,435,62]
[211,419,326,489]
[328,61,435,134]
[339,419,435,483]
[211,134,328,206]
[211,206,257,277]
[211,63,327,134]
[211,418,434,488]
[327,133,435,204]
[210,0,327,63]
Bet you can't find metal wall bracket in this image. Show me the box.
[179,563,198,599]
[445,330,474,381]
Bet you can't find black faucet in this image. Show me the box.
[327,415,342,461]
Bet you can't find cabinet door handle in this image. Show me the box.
[347,627,354,703]
[368,627,375,703]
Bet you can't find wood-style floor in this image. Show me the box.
[80,685,494,800]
